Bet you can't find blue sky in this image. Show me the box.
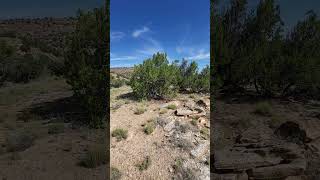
[110,0,210,69]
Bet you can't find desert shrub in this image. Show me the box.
[134,107,146,115]
[6,130,36,152]
[191,118,198,126]
[63,7,108,127]
[2,54,45,83]
[144,120,155,135]
[47,123,64,134]
[200,127,210,140]
[80,145,106,168]
[110,76,126,88]
[167,104,177,110]
[130,53,179,99]
[159,108,168,114]
[111,167,122,180]
[0,40,15,60]
[111,128,128,141]
[254,102,272,116]
[136,156,151,171]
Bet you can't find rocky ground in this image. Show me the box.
[0,77,106,180]
[110,81,210,179]
[212,93,320,180]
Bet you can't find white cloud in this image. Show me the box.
[185,50,210,60]
[132,26,150,38]
[110,54,138,61]
[136,37,164,56]
[111,31,125,41]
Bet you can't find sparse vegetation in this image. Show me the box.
[159,108,168,114]
[80,145,106,168]
[144,120,156,135]
[254,102,272,116]
[136,156,151,171]
[111,128,128,141]
[191,118,198,126]
[167,104,177,110]
[111,167,122,180]
[200,127,209,140]
[134,107,146,115]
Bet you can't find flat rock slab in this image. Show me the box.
[214,148,282,172]
[175,108,194,116]
[248,158,307,179]
[191,141,210,159]
[301,119,320,140]
[211,172,248,180]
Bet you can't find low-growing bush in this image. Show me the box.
[111,128,128,141]
[144,120,155,135]
[110,76,127,88]
[136,156,151,171]
[159,108,168,114]
[167,104,177,110]
[80,145,106,168]
[134,107,146,115]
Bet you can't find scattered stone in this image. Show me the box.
[190,141,210,159]
[164,120,175,132]
[175,108,194,116]
[196,99,210,109]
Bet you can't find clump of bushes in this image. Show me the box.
[110,75,127,88]
[80,145,106,168]
[111,128,128,141]
[129,53,210,100]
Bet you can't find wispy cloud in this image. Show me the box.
[132,26,150,38]
[185,49,210,60]
[111,31,125,41]
[136,37,164,56]
[111,53,138,61]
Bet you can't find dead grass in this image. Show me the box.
[167,104,177,110]
[144,120,156,135]
[134,107,146,115]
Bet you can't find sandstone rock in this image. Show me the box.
[156,117,171,127]
[239,125,274,144]
[285,176,307,180]
[249,158,307,179]
[275,121,308,144]
[214,148,283,172]
[190,140,210,159]
[184,100,197,109]
[164,120,175,132]
[211,172,248,180]
[175,108,194,116]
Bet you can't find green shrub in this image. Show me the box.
[48,59,65,77]
[80,145,106,168]
[144,121,155,135]
[63,7,108,127]
[159,108,168,114]
[110,76,126,88]
[130,53,179,99]
[166,104,177,110]
[134,107,146,115]
[111,128,128,141]
[191,118,198,126]
[254,102,272,116]
[136,156,151,171]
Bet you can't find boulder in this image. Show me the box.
[196,99,210,109]
[175,108,194,116]
[190,140,210,159]
[275,121,309,144]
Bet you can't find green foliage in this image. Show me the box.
[213,0,320,98]
[64,7,108,127]
[129,53,209,100]
[166,104,177,110]
[111,128,128,141]
[130,53,179,99]
[144,120,155,135]
[110,75,127,88]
